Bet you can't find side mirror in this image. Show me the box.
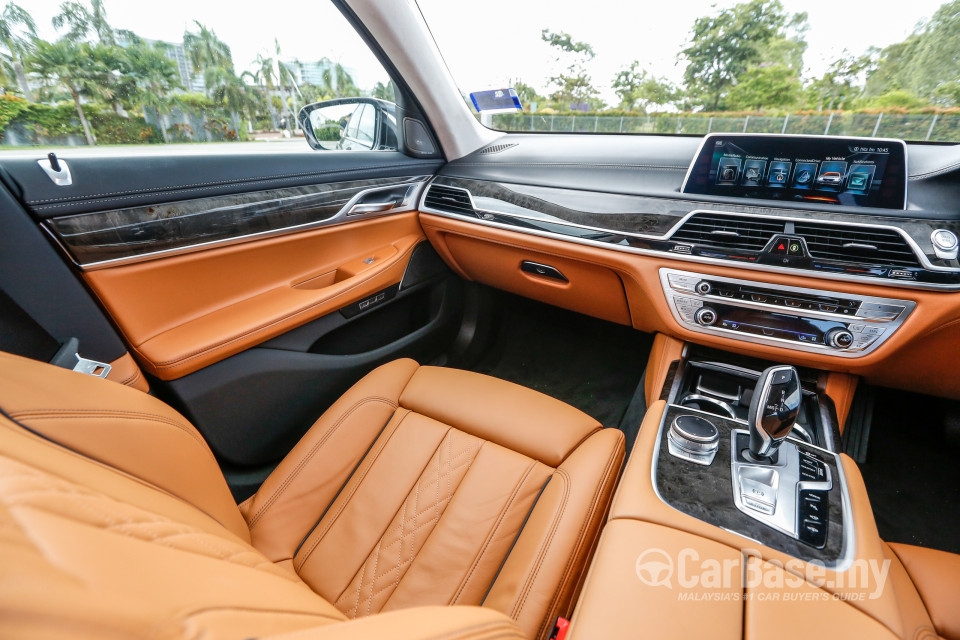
[298,97,398,151]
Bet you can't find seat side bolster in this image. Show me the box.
[482,428,625,640]
[399,365,602,467]
[0,351,248,541]
[242,358,420,561]
[888,542,960,640]
[255,606,525,640]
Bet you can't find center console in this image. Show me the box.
[661,267,914,357]
[566,339,930,640]
[654,355,851,565]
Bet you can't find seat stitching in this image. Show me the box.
[369,440,481,606]
[451,458,536,605]
[296,412,420,571]
[10,409,204,446]
[535,432,624,639]
[509,469,570,620]
[329,429,479,614]
[248,396,397,528]
[10,411,215,464]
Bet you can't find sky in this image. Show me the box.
[13,0,949,104]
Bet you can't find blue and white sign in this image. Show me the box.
[470,88,523,114]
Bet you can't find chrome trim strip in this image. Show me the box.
[65,178,429,271]
[678,132,909,211]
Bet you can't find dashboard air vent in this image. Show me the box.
[423,184,476,217]
[794,223,921,268]
[671,213,786,252]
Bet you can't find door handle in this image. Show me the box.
[347,200,400,215]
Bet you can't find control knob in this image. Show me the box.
[694,307,718,326]
[695,280,712,295]
[825,327,854,349]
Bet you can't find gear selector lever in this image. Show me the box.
[747,365,801,461]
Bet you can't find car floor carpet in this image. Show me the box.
[467,293,653,437]
[857,388,960,554]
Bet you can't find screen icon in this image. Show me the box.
[742,159,766,185]
[792,162,818,190]
[716,158,741,185]
[816,161,848,192]
[767,161,791,188]
[845,165,876,193]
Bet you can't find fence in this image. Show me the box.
[487,112,960,142]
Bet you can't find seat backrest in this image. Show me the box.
[0,351,353,639]
[0,351,246,539]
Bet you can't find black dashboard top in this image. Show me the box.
[439,133,960,219]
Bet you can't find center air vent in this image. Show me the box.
[423,184,476,217]
[794,223,921,268]
[671,213,786,252]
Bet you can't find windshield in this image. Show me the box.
[418,0,960,143]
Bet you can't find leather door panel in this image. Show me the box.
[85,213,425,380]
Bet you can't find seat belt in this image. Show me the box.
[0,288,111,378]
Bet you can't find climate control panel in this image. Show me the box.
[660,268,915,357]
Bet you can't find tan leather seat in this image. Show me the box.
[888,543,960,640]
[0,352,623,640]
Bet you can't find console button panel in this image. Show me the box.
[661,268,915,357]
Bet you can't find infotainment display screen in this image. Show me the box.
[681,134,907,209]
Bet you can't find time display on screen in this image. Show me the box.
[682,134,907,209]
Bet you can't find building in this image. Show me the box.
[283,58,359,91]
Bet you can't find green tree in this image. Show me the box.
[865,1,960,102]
[183,21,234,81]
[371,80,395,102]
[726,64,801,111]
[0,2,37,100]
[52,2,90,42]
[541,29,601,109]
[807,51,872,111]
[867,90,929,110]
[122,41,182,142]
[680,0,808,110]
[612,62,678,112]
[27,39,111,145]
[87,0,113,45]
[321,58,359,99]
[933,80,960,107]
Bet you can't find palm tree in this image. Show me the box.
[183,21,233,80]
[321,58,359,99]
[51,2,90,42]
[252,51,278,128]
[28,39,110,145]
[88,0,113,45]
[124,42,181,142]
[0,2,38,100]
